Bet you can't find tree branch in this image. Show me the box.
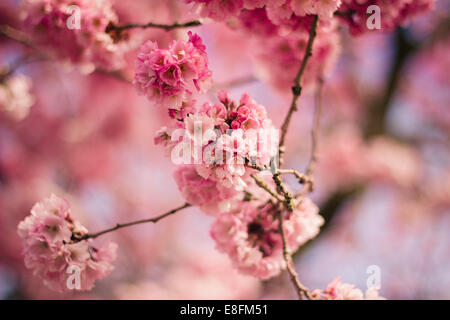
[74,203,191,241]
[279,15,319,165]
[106,19,202,34]
[278,211,313,300]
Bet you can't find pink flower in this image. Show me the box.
[210,197,323,279]
[158,92,278,192]
[174,165,241,215]
[133,32,212,109]
[17,194,117,292]
[0,74,34,121]
[290,0,342,19]
[253,26,341,93]
[21,0,127,71]
[312,277,385,300]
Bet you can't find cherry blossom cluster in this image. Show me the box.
[185,0,341,24]
[312,277,384,300]
[156,90,279,193]
[318,126,422,190]
[338,0,436,34]
[17,194,117,292]
[0,74,34,120]
[211,197,324,279]
[253,25,341,93]
[133,32,212,109]
[21,0,127,72]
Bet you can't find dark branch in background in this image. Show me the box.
[364,28,418,138]
[292,24,444,262]
[293,185,365,258]
[73,203,191,241]
[278,15,319,166]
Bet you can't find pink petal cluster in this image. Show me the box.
[312,277,385,300]
[338,0,436,35]
[21,0,127,71]
[253,27,341,93]
[185,0,270,21]
[186,0,340,25]
[17,194,117,292]
[0,74,34,121]
[266,0,341,25]
[173,165,241,215]
[367,137,422,188]
[133,32,212,110]
[211,197,324,279]
[159,91,278,192]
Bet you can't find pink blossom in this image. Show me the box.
[185,0,270,21]
[253,26,341,93]
[21,0,127,71]
[211,198,323,279]
[290,0,342,19]
[133,32,212,109]
[157,92,278,191]
[338,0,435,35]
[17,194,117,292]
[0,74,34,120]
[312,277,385,300]
[367,137,422,188]
[174,165,242,215]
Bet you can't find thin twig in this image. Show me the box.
[272,174,295,212]
[0,25,34,48]
[305,77,323,176]
[250,174,285,203]
[74,203,191,241]
[278,211,313,300]
[278,15,319,166]
[106,20,202,33]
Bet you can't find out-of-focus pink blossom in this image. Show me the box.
[338,0,436,35]
[253,26,341,93]
[211,198,323,279]
[133,32,212,110]
[0,74,34,120]
[17,194,117,292]
[21,0,128,71]
[312,277,385,300]
[367,137,422,188]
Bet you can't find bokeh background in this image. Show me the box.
[0,0,449,299]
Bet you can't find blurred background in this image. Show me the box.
[0,0,449,299]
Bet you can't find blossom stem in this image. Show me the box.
[74,203,191,241]
[106,20,202,33]
[250,174,285,203]
[277,211,313,300]
[278,15,319,166]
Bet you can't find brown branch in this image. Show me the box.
[106,19,202,34]
[305,77,324,177]
[74,203,191,241]
[278,211,313,300]
[250,174,285,203]
[278,15,319,166]
[272,174,295,212]
[0,25,34,48]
